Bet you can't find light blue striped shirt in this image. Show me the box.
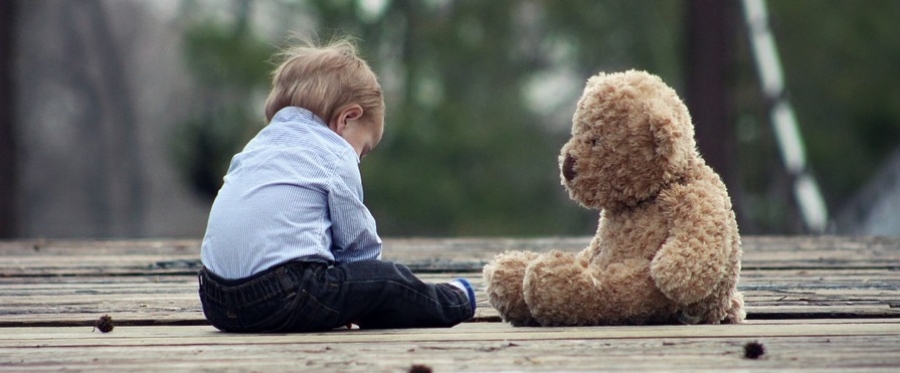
[200,107,383,279]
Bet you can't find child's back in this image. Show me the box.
[197,37,475,333]
[201,108,379,279]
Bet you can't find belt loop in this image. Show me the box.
[276,266,295,294]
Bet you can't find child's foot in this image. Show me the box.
[449,278,477,316]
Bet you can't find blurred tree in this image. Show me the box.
[173,0,900,236]
[171,1,274,200]
[304,0,589,235]
[304,0,693,236]
[768,0,900,211]
[685,0,743,225]
[34,0,147,237]
[172,0,691,236]
[542,1,683,81]
[0,0,15,237]
[732,0,900,232]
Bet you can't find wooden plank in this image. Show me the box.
[2,341,898,373]
[0,236,898,371]
[0,235,891,255]
[1,322,900,372]
[1,268,898,327]
[4,320,900,344]
[1,236,898,277]
[0,238,897,323]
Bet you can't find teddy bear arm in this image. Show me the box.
[650,183,732,305]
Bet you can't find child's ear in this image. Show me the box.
[331,105,364,135]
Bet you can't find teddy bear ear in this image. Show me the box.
[647,98,692,176]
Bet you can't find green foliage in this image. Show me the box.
[305,0,594,235]
[734,0,900,224]
[770,0,900,207]
[182,20,274,89]
[542,0,684,84]
[172,16,274,200]
[170,106,259,199]
[172,0,900,235]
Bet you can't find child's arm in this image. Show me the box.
[327,153,382,263]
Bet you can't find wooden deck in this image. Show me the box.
[1,236,899,371]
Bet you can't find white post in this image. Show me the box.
[741,0,828,233]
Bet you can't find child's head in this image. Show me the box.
[265,36,384,157]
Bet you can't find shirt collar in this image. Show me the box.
[271,106,327,127]
[271,106,360,164]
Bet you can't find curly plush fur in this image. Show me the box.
[483,70,745,326]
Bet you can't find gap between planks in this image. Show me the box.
[3,320,900,347]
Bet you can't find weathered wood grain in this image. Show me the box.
[4,320,900,345]
[1,268,898,327]
[2,322,900,372]
[1,236,899,371]
[1,236,898,277]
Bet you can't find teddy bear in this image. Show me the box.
[483,70,744,326]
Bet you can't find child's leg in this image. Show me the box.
[315,260,474,329]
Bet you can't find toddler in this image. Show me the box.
[198,37,475,332]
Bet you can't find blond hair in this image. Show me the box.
[264,36,384,126]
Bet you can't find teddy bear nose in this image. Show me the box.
[562,154,577,181]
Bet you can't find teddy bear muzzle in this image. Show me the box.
[562,153,577,181]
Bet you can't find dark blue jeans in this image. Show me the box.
[198,260,473,333]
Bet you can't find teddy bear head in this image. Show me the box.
[559,70,698,210]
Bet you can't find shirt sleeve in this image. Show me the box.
[327,151,383,263]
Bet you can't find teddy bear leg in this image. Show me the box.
[724,291,746,324]
[483,251,541,326]
[524,252,673,326]
[674,282,746,325]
